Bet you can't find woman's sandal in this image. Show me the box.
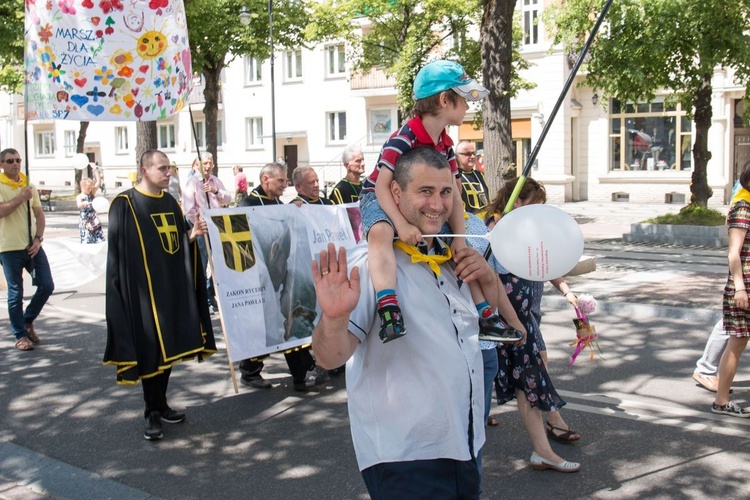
[15,337,34,351]
[546,421,580,443]
[487,416,499,427]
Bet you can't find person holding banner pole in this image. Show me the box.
[0,148,54,351]
[183,152,231,314]
[104,150,217,441]
[238,163,330,391]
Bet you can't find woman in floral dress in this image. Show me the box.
[486,180,580,473]
[76,177,104,244]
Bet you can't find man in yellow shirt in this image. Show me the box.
[0,148,54,351]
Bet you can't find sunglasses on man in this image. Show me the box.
[4,158,22,164]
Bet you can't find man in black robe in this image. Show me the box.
[238,163,329,391]
[104,149,217,441]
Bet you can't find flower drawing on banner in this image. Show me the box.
[94,66,114,85]
[39,46,56,67]
[37,23,53,43]
[111,49,135,77]
[45,0,52,10]
[48,62,66,83]
[99,0,124,14]
[58,0,75,15]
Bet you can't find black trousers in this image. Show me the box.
[361,458,480,500]
[239,349,314,382]
[142,368,171,418]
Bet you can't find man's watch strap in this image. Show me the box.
[34,235,43,242]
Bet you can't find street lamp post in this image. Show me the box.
[268,0,276,162]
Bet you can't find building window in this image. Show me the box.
[245,57,262,84]
[34,130,55,157]
[326,44,346,77]
[64,130,76,156]
[114,126,129,153]
[327,111,347,143]
[245,117,264,148]
[285,49,303,81]
[522,0,539,46]
[193,119,224,150]
[609,98,692,172]
[158,123,176,150]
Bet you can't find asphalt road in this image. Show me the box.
[2,204,747,499]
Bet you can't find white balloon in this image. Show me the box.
[91,196,110,214]
[73,153,90,170]
[489,204,584,281]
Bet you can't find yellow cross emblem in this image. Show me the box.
[151,213,180,254]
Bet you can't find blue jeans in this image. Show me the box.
[0,248,54,340]
[477,347,499,480]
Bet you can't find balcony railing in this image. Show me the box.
[350,67,396,90]
[189,80,222,105]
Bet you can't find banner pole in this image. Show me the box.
[501,0,614,216]
[189,106,238,392]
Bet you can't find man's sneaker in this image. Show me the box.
[144,411,163,441]
[378,305,407,343]
[160,408,186,424]
[294,365,331,392]
[478,315,524,342]
[240,374,273,389]
[711,401,750,418]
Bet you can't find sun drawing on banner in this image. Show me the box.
[24,0,192,121]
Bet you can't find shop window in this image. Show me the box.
[609,98,692,172]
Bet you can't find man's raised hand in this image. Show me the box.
[312,243,360,320]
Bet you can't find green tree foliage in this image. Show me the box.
[344,0,481,114]
[0,0,24,91]
[186,0,341,167]
[342,0,531,192]
[546,0,750,206]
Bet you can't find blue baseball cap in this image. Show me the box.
[413,60,489,101]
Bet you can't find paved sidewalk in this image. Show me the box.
[0,201,730,499]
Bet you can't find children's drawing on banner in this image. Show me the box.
[204,205,358,362]
[24,0,192,121]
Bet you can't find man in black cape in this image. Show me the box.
[104,149,217,441]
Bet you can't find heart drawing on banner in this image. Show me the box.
[74,78,87,87]
[86,104,105,116]
[135,77,145,85]
[139,65,149,73]
[109,104,122,114]
[70,95,89,107]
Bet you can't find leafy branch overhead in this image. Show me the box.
[546,0,750,206]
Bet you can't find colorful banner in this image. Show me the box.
[204,204,360,363]
[24,0,192,121]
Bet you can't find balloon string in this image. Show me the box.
[420,234,488,239]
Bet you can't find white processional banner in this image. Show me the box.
[203,204,361,362]
[24,0,192,121]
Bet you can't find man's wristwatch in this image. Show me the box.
[34,235,43,243]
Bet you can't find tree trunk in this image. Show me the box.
[203,62,223,175]
[136,121,158,164]
[135,121,157,184]
[690,73,713,207]
[480,0,516,198]
[74,121,89,194]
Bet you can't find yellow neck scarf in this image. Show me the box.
[393,240,452,276]
[731,187,750,207]
[0,172,26,190]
